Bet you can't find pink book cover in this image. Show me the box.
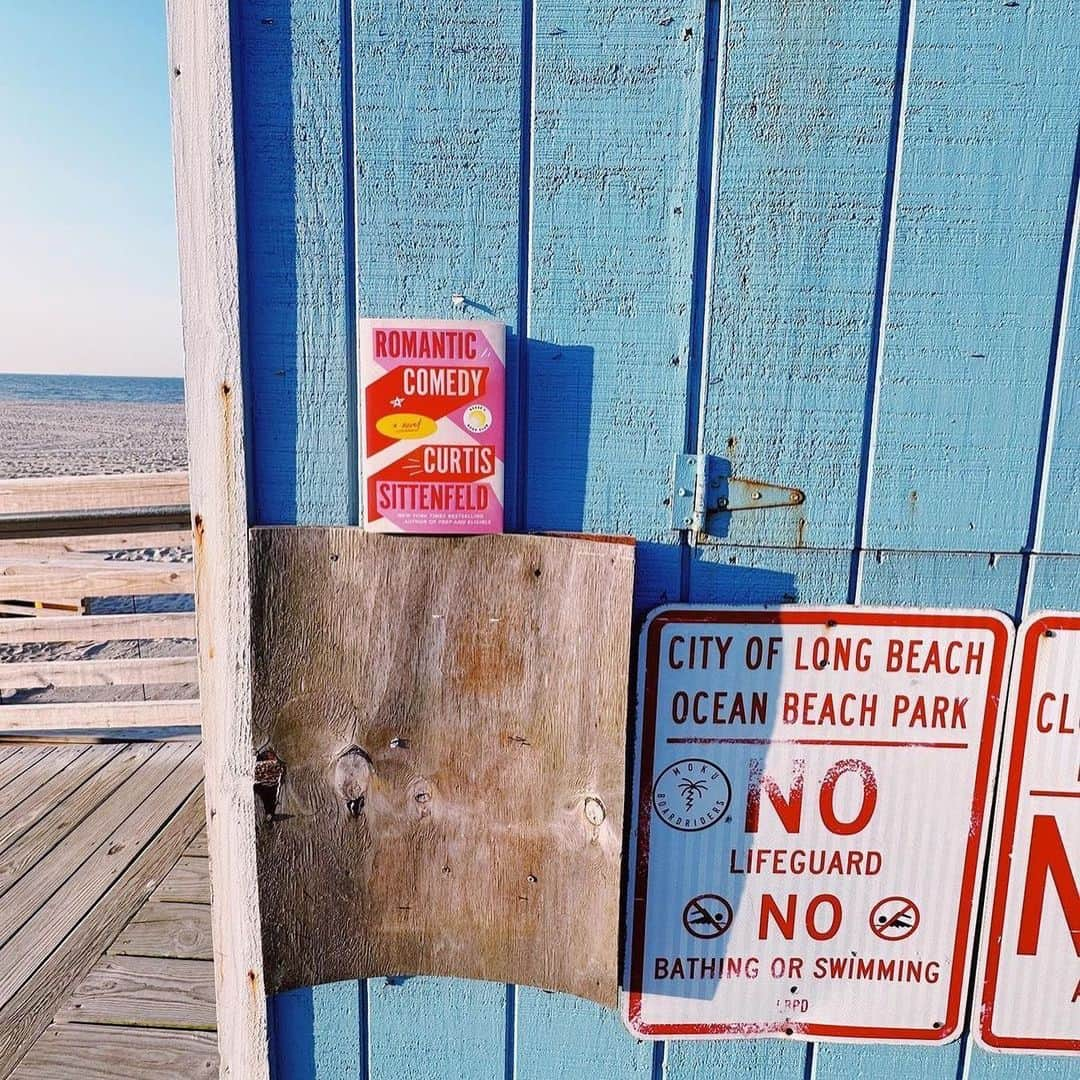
[359,318,506,534]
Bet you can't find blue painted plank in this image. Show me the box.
[514,988,654,1080]
[964,555,1080,1080]
[514,1,709,1074]
[347,0,524,1068]
[237,2,363,1075]
[860,551,1022,617]
[694,0,906,553]
[366,979,508,1080]
[1027,553,1080,611]
[270,982,361,1080]
[864,0,1080,553]
[680,548,832,1080]
[523,0,707,612]
[821,551,1022,1080]
[238,0,354,526]
[1031,130,1080,557]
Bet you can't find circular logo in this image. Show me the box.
[869,896,920,942]
[463,404,492,433]
[652,758,731,831]
[682,894,734,939]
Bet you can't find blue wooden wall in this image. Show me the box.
[230,0,1080,1076]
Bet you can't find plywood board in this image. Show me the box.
[250,527,635,1005]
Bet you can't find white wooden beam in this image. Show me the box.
[0,656,198,691]
[165,2,269,1077]
[0,612,196,645]
[0,472,189,516]
[0,700,201,732]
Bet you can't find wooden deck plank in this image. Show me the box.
[0,612,196,646]
[0,747,55,792]
[110,902,212,961]
[0,786,205,1073]
[0,746,120,858]
[185,829,208,858]
[0,745,161,899]
[0,747,91,824]
[55,955,215,1031]
[0,700,201,734]
[0,749,85,816]
[153,856,210,906]
[0,745,197,985]
[0,656,198,692]
[9,1023,216,1079]
[0,747,98,838]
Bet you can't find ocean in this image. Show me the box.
[0,373,185,404]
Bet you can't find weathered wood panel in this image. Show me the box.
[250,528,634,1004]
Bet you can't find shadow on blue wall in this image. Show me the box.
[507,333,595,534]
[235,0,300,526]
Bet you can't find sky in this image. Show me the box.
[0,4,183,378]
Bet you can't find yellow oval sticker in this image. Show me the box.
[375,413,438,440]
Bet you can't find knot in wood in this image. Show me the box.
[335,747,372,818]
[254,749,285,820]
[584,796,606,826]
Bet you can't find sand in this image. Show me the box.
[0,399,194,712]
[0,401,188,479]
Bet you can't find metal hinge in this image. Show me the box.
[670,453,805,545]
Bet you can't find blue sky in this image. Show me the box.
[0,3,182,377]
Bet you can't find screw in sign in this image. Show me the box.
[623,606,1013,1044]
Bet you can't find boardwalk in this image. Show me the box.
[0,740,215,1078]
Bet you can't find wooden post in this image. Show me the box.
[165,2,270,1077]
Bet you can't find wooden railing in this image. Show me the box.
[0,473,199,734]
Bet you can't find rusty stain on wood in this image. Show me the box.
[249,528,635,1006]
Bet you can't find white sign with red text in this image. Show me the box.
[976,613,1080,1055]
[624,606,1013,1044]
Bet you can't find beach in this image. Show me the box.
[0,400,187,479]
[0,380,194,711]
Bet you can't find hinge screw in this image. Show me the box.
[678,488,688,497]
